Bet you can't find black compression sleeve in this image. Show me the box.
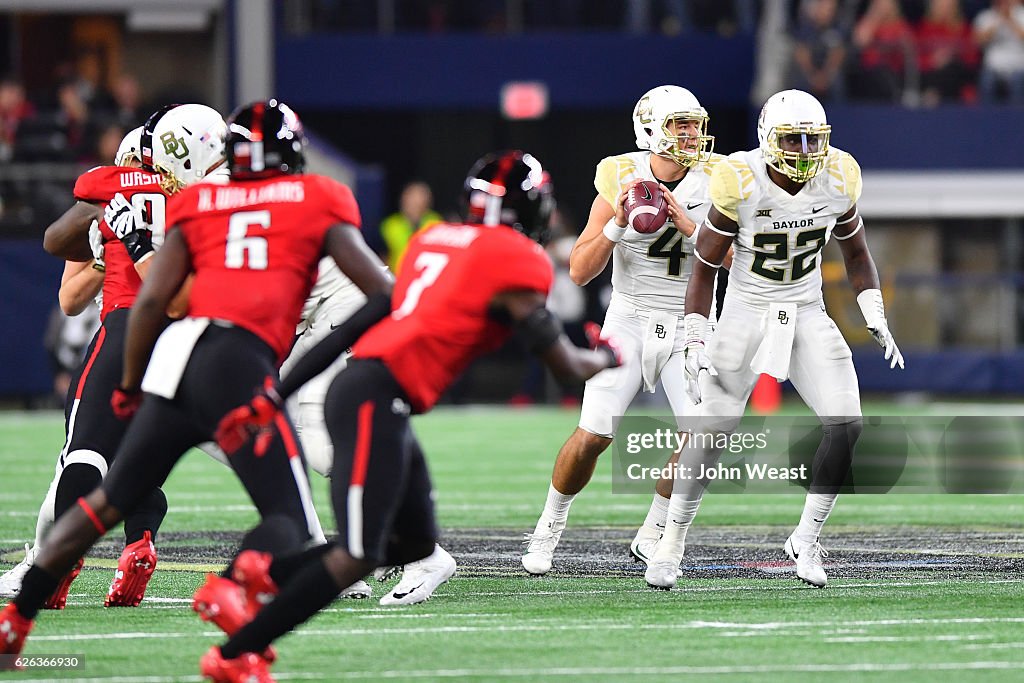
[278,292,392,400]
[516,306,563,354]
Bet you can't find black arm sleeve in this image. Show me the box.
[277,292,392,400]
[515,306,563,354]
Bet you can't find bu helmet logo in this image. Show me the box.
[655,323,666,339]
[159,130,190,160]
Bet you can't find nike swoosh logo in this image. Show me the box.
[330,323,341,330]
[632,547,649,561]
[811,206,827,214]
[640,184,652,201]
[686,202,704,210]
[391,583,424,600]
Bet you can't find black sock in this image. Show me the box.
[269,543,332,587]
[54,463,102,518]
[124,487,168,545]
[220,556,341,659]
[14,566,60,620]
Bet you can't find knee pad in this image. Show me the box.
[296,402,333,478]
[55,460,104,519]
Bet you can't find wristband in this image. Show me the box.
[602,218,627,243]
[684,312,709,348]
[856,289,886,329]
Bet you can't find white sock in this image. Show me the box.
[539,483,575,529]
[640,494,670,535]
[793,493,837,545]
[653,496,702,560]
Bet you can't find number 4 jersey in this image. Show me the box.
[74,166,167,320]
[711,147,862,308]
[165,173,361,363]
[352,223,553,413]
[594,151,724,314]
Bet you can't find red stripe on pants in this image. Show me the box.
[350,401,374,487]
[275,413,300,459]
[75,326,107,401]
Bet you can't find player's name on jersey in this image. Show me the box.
[418,225,480,249]
[119,171,160,188]
[197,181,305,212]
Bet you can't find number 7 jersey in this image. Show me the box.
[165,173,361,363]
[352,223,553,413]
[710,147,862,307]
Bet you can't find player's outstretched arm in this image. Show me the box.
[324,224,394,298]
[834,205,904,369]
[568,190,630,286]
[43,201,101,261]
[493,289,619,384]
[121,229,193,392]
[58,260,104,316]
[683,207,736,403]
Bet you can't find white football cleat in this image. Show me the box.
[644,560,679,590]
[521,519,565,576]
[630,529,683,578]
[379,545,456,606]
[784,535,828,588]
[340,579,372,599]
[0,544,36,598]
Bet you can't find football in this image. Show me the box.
[625,180,669,234]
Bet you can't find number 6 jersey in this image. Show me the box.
[594,151,723,314]
[165,173,361,363]
[710,147,862,308]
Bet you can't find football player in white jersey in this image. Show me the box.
[522,86,729,575]
[645,89,904,590]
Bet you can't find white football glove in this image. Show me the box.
[88,219,105,271]
[104,192,143,239]
[857,289,904,370]
[683,313,717,405]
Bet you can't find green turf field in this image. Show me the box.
[1,405,1023,682]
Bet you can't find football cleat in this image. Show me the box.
[521,519,565,576]
[379,545,456,606]
[231,551,277,616]
[106,531,158,607]
[644,560,680,590]
[374,565,401,582]
[630,529,683,578]
[192,574,276,663]
[0,603,33,665]
[784,535,829,588]
[340,580,372,600]
[0,544,36,598]
[200,646,275,683]
[42,557,84,610]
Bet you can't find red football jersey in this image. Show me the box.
[166,174,361,362]
[73,166,165,319]
[353,222,553,412]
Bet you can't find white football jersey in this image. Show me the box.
[710,146,862,308]
[594,151,723,314]
[298,257,366,329]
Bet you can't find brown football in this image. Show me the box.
[625,180,669,234]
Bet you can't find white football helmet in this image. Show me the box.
[114,126,143,167]
[632,85,713,167]
[141,103,227,193]
[757,89,831,183]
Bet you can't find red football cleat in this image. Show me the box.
[231,550,278,618]
[106,531,158,607]
[42,557,84,610]
[0,603,33,667]
[193,574,276,663]
[200,646,275,683]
